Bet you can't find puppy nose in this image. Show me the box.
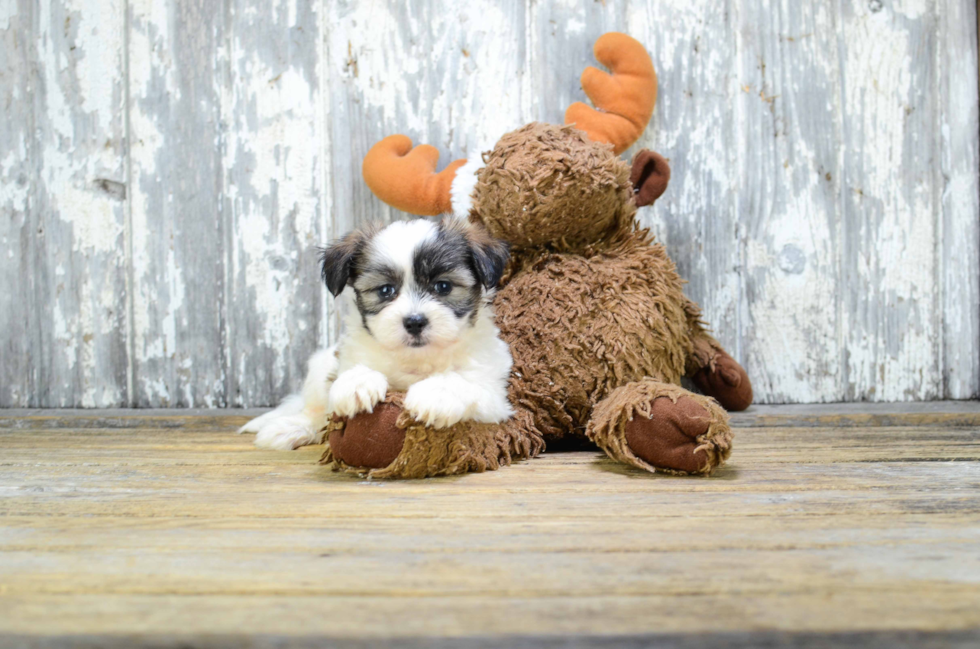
[403,314,428,336]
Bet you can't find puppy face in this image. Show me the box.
[321,219,509,351]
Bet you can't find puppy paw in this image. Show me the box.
[405,376,472,429]
[239,412,280,435]
[254,414,319,450]
[238,419,261,435]
[238,395,305,434]
[329,366,388,418]
[239,411,276,435]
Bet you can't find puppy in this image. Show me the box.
[239,218,514,450]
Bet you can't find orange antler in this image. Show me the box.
[362,135,466,216]
[564,33,657,155]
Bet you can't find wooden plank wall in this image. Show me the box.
[0,0,977,407]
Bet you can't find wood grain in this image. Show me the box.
[127,0,228,407]
[941,0,980,398]
[0,0,978,406]
[0,0,39,407]
[839,0,942,401]
[4,0,132,407]
[0,411,978,643]
[735,2,844,403]
[222,0,325,406]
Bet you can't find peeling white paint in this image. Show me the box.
[841,1,942,400]
[0,149,29,213]
[0,0,18,31]
[939,0,980,399]
[51,303,76,371]
[220,0,324,407]
[38,1,126,255]
[893,0,932,20]
[127,9,171,405]
[332,1,523,161]
[20,0,130,407]
[565,17,586,35]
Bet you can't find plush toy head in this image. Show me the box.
[361,32,671,251]
[469,123,634,252]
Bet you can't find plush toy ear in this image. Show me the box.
[630,150,671,207]
[320,230,369,297]
[467,227,510,290]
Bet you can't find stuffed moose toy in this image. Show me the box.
[321,32,752,478]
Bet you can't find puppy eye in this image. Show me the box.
[376,284,396,299]
[433,281,452,296]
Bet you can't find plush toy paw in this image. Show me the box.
[623,395,723,474]
[324,393,541,479]
[328,402,407,469]
[692,349,753,412]
[404,375,471,429]
[590,381,732,476]
[328,366,388,418]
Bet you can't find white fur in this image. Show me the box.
[328,364,389,417]
[369,219,436,272]
[237,394,303,435]
[241,348,339,450]
[450,156,485,218]
[239,221,514,450]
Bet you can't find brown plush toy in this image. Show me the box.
[321,33,752,479]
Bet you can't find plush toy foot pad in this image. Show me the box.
[588,380,733,476]
[327,402,406,469]
[692,349,753,412]
[624,396,716,474]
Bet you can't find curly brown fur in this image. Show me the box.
[495,228,694,440]
[471,123,636,255]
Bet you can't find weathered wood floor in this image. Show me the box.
[1,405,979,648]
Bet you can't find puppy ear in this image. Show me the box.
[466,225,510,290]
[320,229,368,297]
